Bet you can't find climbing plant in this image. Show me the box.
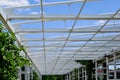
[0,24,30,80]
[73,68,78,80]
[75,60,95,80]
[33,70,40,80]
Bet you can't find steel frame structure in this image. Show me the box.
[0,0,120,76]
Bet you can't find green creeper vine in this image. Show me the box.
[75,60,95,80]
[42,75,64,80]
[0,24,30,80]
[33,70,40,80]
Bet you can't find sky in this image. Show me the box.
[1,0,120,14]
[1,0,120,74]
[1,0,120,43]
[1,0,120,22]
[0,0,120,41]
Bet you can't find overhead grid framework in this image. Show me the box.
[0,0,120,75]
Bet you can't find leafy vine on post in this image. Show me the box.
[0,24,30,80]
[75,60,95,80]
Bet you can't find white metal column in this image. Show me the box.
[25,66,28,80]
[72,71,74,80]
[95,61,98,80]
[17,67,21,80]
[113,54,117,80]
[106,57,109,80]
[30,68,33,80]
[71,71,73,80]
[65,74,67,80]
[85,67,87,80]
[78,69,80,80]
[28,67,30,80]
[82,67,84,80]
[25,66,30,80]
[67,74,69,80]
[69,72,71,80]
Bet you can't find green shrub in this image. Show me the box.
[0,24,29,80]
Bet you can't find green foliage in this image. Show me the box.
[42,75,64,80]
[75,60,95,80]
[33,71,40,80]
[0,24,30,80]
[73,68,78,80]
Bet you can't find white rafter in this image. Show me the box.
[0,0,120,75]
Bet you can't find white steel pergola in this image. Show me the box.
[0,0,120,75]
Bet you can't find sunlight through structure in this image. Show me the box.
[0,0,120,77]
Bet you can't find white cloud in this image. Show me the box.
[30,12,39,14]
[16,8,30,12]
[0,0,30,7]
[95,20,106,25]
[30,11,46,15]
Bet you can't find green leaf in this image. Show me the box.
[0,23,30,80]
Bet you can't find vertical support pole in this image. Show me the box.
[85,67,87,80]
[65,75,67,80]
[80,68,82,80]
[25,66,28,80]
[114,54,117,80]
[69,72,71,80]
[78,69,80,80]
[82,67,84,80]
[81,68,83,80]
[25,66,30,80]
[31,68,33,80]
[106,57,109,80]
[65,74,66,80]
[73,71,75,80]
[71,71,74,80]
[95,61,98,80]
[71,71,73,80]
[67,74,69,80]
[17,67,21,80]
[28,66,30,80]
[73,71,74,80]
[25,54,28,80]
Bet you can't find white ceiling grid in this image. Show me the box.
[0,0,120,75]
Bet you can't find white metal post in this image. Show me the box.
[17,67,21,80]
[25,66,30,80]
[67,74,69,80]
[82,67,84,80]
[78,69,80,80]
[95,61,98,80]
[114,54,117,80]
[81,67,83,80]
[74,71,75,80]
[30,68,33,80]
[65,74,67,80]
[106,57,109,80]
[25,66,28,80]
[71,71,73,80]
[72,71,74,80]
[69,72,71,80]
[28,66,30,80]
[85,67,87,80]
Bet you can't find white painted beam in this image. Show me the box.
[7,14,120,20]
